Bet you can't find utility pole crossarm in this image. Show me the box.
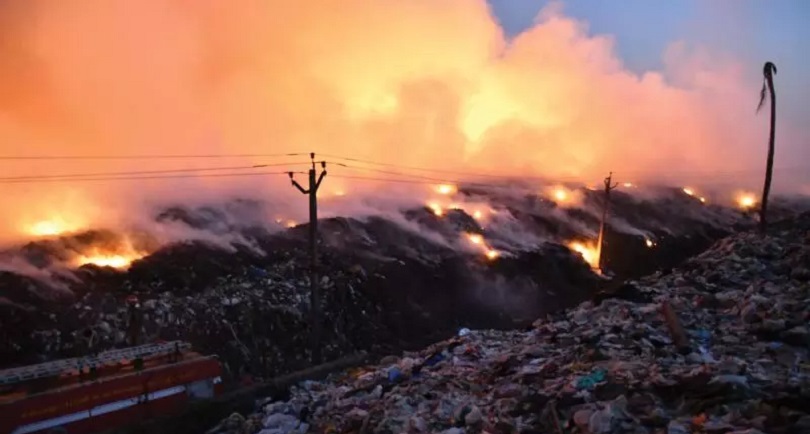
[315,170,327,190]
[289,172,309,194]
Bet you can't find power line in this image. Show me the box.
[320,153,560,181]
[321,153,810,181]
[0,152,308,161]
[0,171,302,185]
[327,161,482,184]
[0,162,313,182]
[328,174,503,188]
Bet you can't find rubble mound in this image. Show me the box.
[224,212,810,434]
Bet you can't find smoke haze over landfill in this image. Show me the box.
[1,0,808,244]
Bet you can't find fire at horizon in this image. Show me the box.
[0,1,806,264]
[75,254,140,269]
[25,218,85,238]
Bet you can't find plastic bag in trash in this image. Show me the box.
[576,368,607,390]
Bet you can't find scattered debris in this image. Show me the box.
[213,212,810,434]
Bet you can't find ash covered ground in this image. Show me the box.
[0,185,806,383]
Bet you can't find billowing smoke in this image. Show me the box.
[0,0,807,245]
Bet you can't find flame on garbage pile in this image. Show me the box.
[544,185,582,207]
[24,215,87,238]
[553,188,568,202]
[473,210,483,220]
[645,238,655,248]
[75,254,140,269]
[27,220,72,238]
[682,187,706,204]
[465,232,499,261]
[0,1,798,246]
[73,243,147,269]
[736,192,757,210]
[567,241,599,269]
[428,202,444,217]
[435,184,457,196]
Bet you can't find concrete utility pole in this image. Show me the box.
[595,172,618,272]
[289,153,327,364]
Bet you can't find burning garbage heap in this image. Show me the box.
[0,188,803,380]
[0,237,390,378]
[213,211,810,434]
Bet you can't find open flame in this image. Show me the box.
[465,232,499,261]
[568,241,599,269]
[682,187,706,204]
[473,210,483,220]
[435,184,457,195]
[645,238,655,248]
[553,188,568,202]
[28,221,69,237]
[544,185,582,207]
[26,218,83,238]
[76,254,139,269]
[427,202,444,216]
[736,193,757,210]
[73,243,147,269]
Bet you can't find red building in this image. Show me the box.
[0,341,223,434]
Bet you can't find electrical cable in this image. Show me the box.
[0,162,314,182]
[0,152,308,161]
[0,171,302,185]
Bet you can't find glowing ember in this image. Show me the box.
[737,193,757,210]
[699,197,706,204]
[436,184,457,195]
[645,238,655,248]
[623,182,634,188]
[682,187,695,196]
[76,254,137,269]
[286,220,297,228]
[467,233,484,245]
[485,249,499,260]
[553,188,568,202]
[473,210,483,220]
[568,241,599,268]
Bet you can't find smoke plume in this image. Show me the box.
[0,0,807,245]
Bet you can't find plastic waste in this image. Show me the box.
[458,327,471,337]
[575,368,606,390]
[387,367,404,384]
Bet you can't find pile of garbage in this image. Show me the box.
[220,213,810,434]
[1,253,390,377]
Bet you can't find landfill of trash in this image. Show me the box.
[212,212,810,434]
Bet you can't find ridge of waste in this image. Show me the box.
[213,213,810,434]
